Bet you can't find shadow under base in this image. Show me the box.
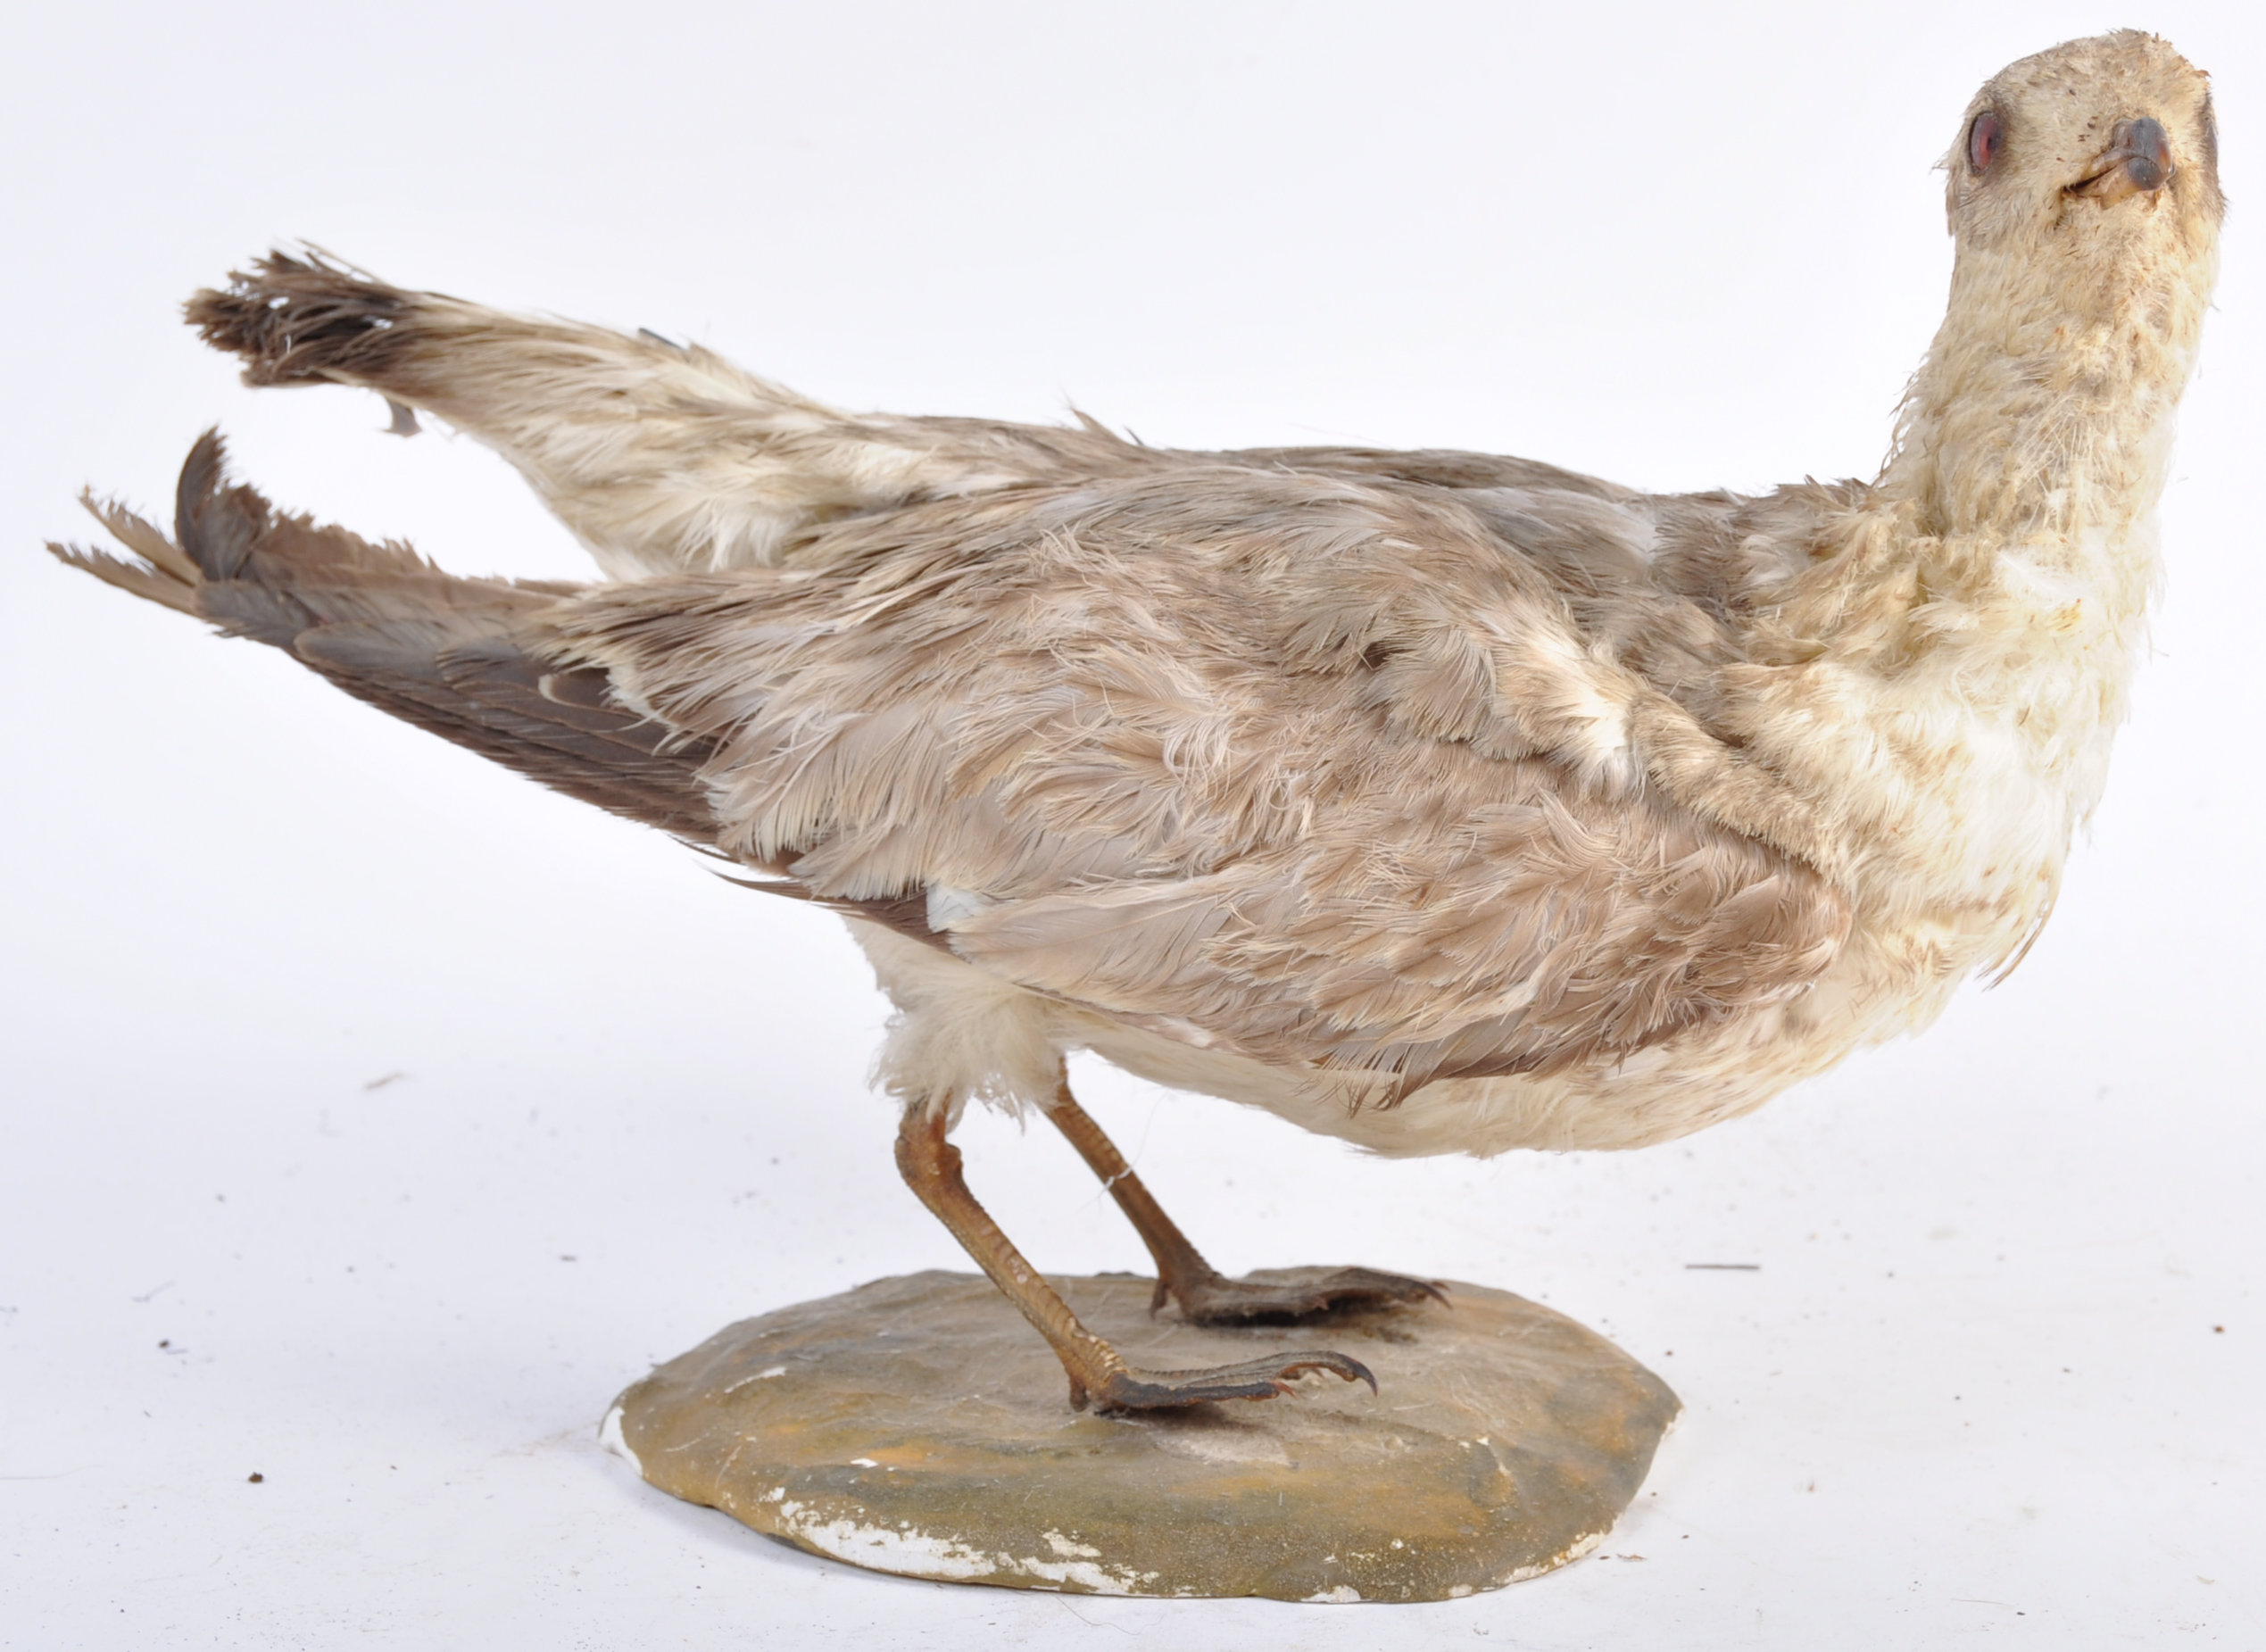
[605,1270,1677,1603]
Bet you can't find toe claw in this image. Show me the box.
[1285,1350,1378,1393]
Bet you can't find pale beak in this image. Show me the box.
[2070,117,2174,204]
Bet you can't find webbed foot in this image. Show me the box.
[1164,1264,1448,1324]
[1076,1347,1378,1412]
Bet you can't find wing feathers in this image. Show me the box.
[544,469,1852,1086]
[61,410,1853,1097]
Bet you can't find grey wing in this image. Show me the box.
[187,252,1738,607]
[544,465,1850,1090]
[53,437,1844,1091]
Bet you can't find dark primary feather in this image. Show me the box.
[51,433,724,844]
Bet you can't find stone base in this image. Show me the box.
[605,1270,1677,1603]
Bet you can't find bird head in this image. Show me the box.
[1943,32,2220,320]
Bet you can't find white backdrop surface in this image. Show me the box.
[3,4,2260,1648]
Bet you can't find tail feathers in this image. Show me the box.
[186,248,425,391]
[51,432,726,844]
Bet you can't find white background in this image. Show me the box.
[3,3,2260,1647]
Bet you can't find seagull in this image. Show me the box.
[52,31,2220,1411]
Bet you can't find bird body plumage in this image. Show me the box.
[55,34,2220,1176]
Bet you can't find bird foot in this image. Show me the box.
[1075,1348,1377,1412]
[1164,1264,1448,1325]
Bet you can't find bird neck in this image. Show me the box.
[1877,231,2212,569]
[1739,233,2214,909]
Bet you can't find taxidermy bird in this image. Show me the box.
[53,31,2220,1411]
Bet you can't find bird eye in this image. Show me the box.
[1967,111,2003,173]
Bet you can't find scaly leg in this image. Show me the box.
[893,1106,1376,1411]
[1040,1075,1445,1324]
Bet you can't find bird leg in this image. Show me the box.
[893,1105,1377,1412]
[1040,1076,1446,1324]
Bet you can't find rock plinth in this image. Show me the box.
[606,1270,1676,1602]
